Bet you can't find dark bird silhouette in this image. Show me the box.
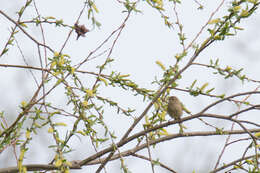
[74,23,89,40]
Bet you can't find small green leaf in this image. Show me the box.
[200,83,209,92]
[208,18,220,24]
[206,88,215,94]
[155,61,166,71]
[190,80,197,89]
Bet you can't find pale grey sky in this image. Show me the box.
[1,0,260,172]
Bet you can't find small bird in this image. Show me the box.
[167,96,184,133]
[74,23,89,40]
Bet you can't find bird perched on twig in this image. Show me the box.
[167,96,184,133]
[74,23,89,40]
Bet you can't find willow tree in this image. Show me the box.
[0,0,260,172]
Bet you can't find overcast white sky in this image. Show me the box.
[1,0,260,172]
